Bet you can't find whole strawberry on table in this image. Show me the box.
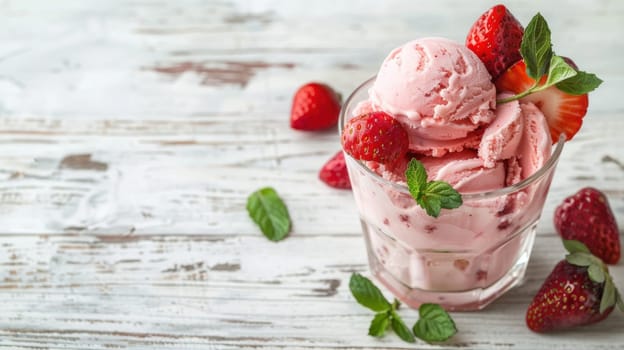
[555,187,621,264]
[526,239,623,333]
[525,187,623,333]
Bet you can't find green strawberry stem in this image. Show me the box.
[564,242,623,314]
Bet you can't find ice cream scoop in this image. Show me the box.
[370,37,497,156]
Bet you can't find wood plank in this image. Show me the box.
[0,233,621,349]
[0,116,620,235]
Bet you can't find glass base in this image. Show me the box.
[361,219,537,311]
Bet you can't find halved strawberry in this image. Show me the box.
[495,60,588,143]
[466,4,524,80]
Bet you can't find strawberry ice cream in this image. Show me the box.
[341,37,563,310]
[371,37,497,157]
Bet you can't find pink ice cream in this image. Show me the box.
[371,37,497,157]
[345,37,557,310]
[360,37,552,193]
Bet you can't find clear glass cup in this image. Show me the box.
[340,77,565,311]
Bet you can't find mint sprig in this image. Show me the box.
[349,273,457,343]
[498,13,602,104]
[246,187,291,241]
[350,273,411,341]
[544,55,578,87]
[563,240,623,314]
[349,272,392,312]
[368,312,391,337]
[520,12,553,80]
[556,71,603,95]
[405,159,462,218]
[391,311,415,343]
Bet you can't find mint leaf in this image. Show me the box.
[368,312,391,337]
[600,278,617,314]
[521,13,553,79]
[499,13,603,106]
[544,55,577,87]
[349,273,391,312]
[556,70,603,95]
[350,275,416,343]
[390,311,415,343]
[417,195,441,218]
[420,181,462,218]
[246,187,291,241]
[413,303,457,343]
[405,159,427,200]
[405,159,462,218]
[563,239,591,254]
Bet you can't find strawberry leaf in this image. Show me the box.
[521,12,553,79]
[563,239,591,254]
[617,291,624,313]
[349,273,392,312]
[390,310,415,343]
[600,277,617,314]
[368,312,391,337]
[246,187,291,241]
[556,70,603,95]
[565,252,593,267]
[544,55,577,87]
[587,264,605,284]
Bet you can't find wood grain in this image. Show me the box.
[0,234,622,349]
[0,0,622,348]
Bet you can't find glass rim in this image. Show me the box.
[338,75,566,201]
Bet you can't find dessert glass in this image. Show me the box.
[340,77,565,311]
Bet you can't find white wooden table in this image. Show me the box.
[0,0,622,348]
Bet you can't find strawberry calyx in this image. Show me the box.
[563,239,624,314]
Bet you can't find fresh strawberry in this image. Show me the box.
[290,82,341,131]
[526,258,617,333]
[341,112,409,164]
[554,187,620,264]
[495,59,589,143]
[466,4,524,79]
[319,151,351,189]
